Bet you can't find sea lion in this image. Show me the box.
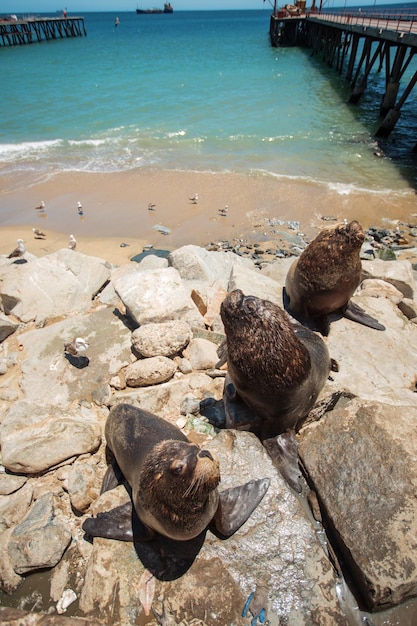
[82,404,269,542]
[284,220,385,336]
[219,290,334,491]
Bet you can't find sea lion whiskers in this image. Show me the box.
[182,454,220,498]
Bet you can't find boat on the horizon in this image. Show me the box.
[136,3,173,14]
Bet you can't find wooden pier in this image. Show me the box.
[0,16,87,47]
[270,6,417,142]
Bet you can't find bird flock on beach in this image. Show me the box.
[6,190,233,370]
[7,191,231,260]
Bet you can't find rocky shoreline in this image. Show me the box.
[1,221,417,626]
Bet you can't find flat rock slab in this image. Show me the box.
[0,401,102,474]
[18,307,132,406]
[298,397,417,610]
[325,295,417,406]
[0,249,110,324]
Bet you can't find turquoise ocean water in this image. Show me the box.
[1,7,416,193]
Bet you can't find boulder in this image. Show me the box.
[182,337,220,370]
[299,397,417,610]
[18,307,132,406]
[228,262,284,307]
[0,402,102,474]
[131,320,192,357]
[7,493,72,575]
[125,356,177,387]
[112,266,204,327]
[325,295,417,406]
[0,249,111,324]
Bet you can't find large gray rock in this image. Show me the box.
[0,482,33,531]
[168,244,253,287]
[227,262,284,307]
[18,307,132,406]
[79,430,347,625]
[8,493,72,575]
[112,266,204,327]
[0,249,111,324]
[325,295,417,406]
[361,259,416,300]
[0,402,102,474]
[298,397,417,610]
[131,320,192,357]
[124,356,177,387]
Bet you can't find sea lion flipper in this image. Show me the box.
[343,301,385,331]
[263,431,303,493]
[212,478,270,538]
[82,502,153,542]
[101,462,124,494]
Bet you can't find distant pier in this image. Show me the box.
[0,16,87,47]
[270,6,417,142]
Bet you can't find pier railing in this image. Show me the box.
[313,9,417,35]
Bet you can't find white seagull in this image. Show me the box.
[35,201,45,211]
[77,201,83,214]
[68,234,77,250]
[189,193,199,204]
[32,228,46,238]
[8,239,26,259]
[64,337,89,358]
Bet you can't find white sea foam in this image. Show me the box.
[0,140,62,162]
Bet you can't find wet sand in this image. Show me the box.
[1,168,416,265]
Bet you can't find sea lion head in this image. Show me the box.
[332,219,365,248]
[220,290,310,389]
[138,440,220,518]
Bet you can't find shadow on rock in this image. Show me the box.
[64,354,90,369]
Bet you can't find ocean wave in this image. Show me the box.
[0,140,62,161]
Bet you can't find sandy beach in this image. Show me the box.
[1,168,416,265]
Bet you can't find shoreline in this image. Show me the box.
[1,168,416,265]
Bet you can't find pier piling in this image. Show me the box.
[270,8,417,142]
[0,16,87,47]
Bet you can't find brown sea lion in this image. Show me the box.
[284,220,385,336]
[82,404,269,542]
[220,290,332,441]
[219,290,334,491]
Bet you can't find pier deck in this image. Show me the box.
[270,9,417,142]
[0,16,87,47]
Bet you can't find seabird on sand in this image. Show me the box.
[189,193,199,204]
[64,337,89,357]
[8,239,26,259]
[35,201,45,211]
[77,201,83,215]
[148,203,156,211]
[32,228,46,239]
[68,234,77,250]
[218,205,228,216]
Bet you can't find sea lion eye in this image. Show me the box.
[170,460,185,475]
